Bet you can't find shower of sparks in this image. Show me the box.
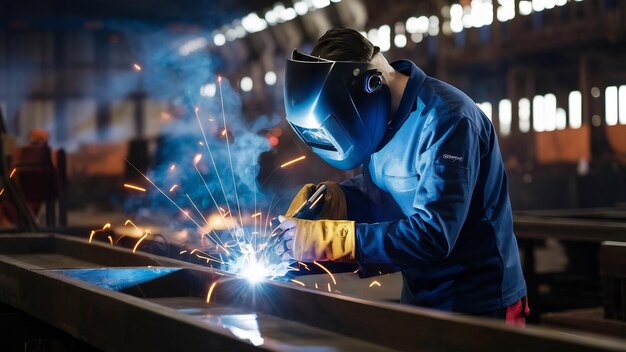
[117,77,321,288]
[290,279,306,287]
[9,168,16,178]
[124,183,146,192]
[369,281,381,288]
[133,63,142,71]
[280,156,306,168]
[206,281,218,303]
[313,261,336,285]
[132,233,149,253]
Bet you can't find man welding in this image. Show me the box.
[276,28,528,325]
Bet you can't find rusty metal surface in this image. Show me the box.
[0,234,625,351]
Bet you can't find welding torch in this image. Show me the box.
[268,184,328,253]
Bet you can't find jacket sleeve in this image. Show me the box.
[355,117,481,275]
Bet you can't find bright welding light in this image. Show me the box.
[241,260,269,284]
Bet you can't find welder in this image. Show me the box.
[277,28,528,324]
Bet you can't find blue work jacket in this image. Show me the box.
[341,60,526,313]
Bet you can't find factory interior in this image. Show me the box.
[1,0,626,350]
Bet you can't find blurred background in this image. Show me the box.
[2,0,625,217]
[1,0,626,329]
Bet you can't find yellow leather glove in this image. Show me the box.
[286,182,347,220]
[277,217,356,262]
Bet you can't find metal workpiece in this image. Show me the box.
[0,234,624,351]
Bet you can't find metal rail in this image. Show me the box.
[0,234,624,351]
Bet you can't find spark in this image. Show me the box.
[290,279,306,287]
[218,76,245,240]
[133,63,141,71]
[199,141,204,146]
[217,75,222,83]
[9,168,16,178]
[195,107,199,113]
[179,250,187,254]
[124,183,146,192]
[196,254,212,262]
[315,283,319,289]
[221,129,227,136]
[369,281,381,288]
[169,184,178,192]
[313,261,336,285]
[124,219,144,235]
[251,212,262,218]
[107,236,113,245]
[327,283,331,292]
[170,164,176,171]
[206,281,218,304]
[0,188,4,196]
[193,153,202,166]
[298,262,310,271]
[88,223,112,243]
[132,233,148,253]
[280,155,306,168]
[125,159,209,237]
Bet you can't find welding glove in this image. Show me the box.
[286,182,347,220]
[276,216,356,262]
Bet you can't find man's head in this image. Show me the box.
[283,28,393,170]
[311,28,379,62]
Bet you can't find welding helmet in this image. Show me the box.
[284,50,391,170]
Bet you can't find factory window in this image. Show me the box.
[67,99,97,150]
[568,91,582,129]
[605,86,618,126]
[543,93,557,132]
[532,95,545,132]
[18,99,55,145]
[619,86,626,125]
[110,101,135,142]
[499,99,512,136]
[556,107,567,130]
[519,98,531,132]
[477,102,492,121]
[497,0,516,22]
[144,100,168,138]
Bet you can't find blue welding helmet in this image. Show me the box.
[284,50,391,170]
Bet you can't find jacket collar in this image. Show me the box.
[378,60,426,148]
